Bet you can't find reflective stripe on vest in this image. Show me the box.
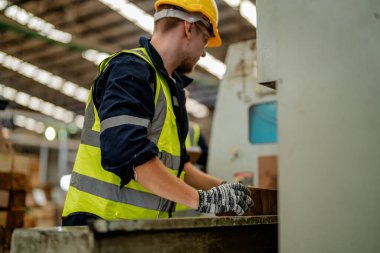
[70,172,171,212]
[62,48,183,220]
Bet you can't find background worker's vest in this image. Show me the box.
[175,123,202,215]
[62,48,184,220]
[185,123,201,149]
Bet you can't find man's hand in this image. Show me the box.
[196,183,253,215]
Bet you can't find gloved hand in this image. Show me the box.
[196,183,253,215]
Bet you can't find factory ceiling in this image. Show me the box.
[0,0,256,135]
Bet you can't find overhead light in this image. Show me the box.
[240,0,257,27]
[1,1,216,123]
[29,97,41,111]
[63,111,74,124]
[198,54,226,79]
[0,0,8,10]
[2,3,72,43]
[13,115,26,127]
[35,121,45,134]
[41,101,54,116]
[49,76,64,90]
[74,115,85,129]
[13,114,46,134]
[2,1,226,79]
[45,126,56,141]
[61,81,77,97]
[0,83,84,128]
[15,92,30,107]
[25,117,36,131]
[0,51,88,103]
[75,87,91,103]
[99,0,154,33]
[82,49,110,65]
[224,0,240,8]
[224,0,257,27]
[2,86,16,100]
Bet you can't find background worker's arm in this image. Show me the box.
[183,162,223,190]
[134,157,199,209]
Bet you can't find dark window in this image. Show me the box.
[249,102,278,144]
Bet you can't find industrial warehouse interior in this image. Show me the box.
[0,0,379,253]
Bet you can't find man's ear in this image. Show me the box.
[184,21,192,40]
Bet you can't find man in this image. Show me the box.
[62,0,252,225]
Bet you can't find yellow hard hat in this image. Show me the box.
[154,0,222,47]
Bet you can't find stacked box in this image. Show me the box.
[27,156,40,189]
[0,151,28,252]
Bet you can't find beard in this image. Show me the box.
[175,57,196,74]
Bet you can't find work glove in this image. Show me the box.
[196,183,253,215]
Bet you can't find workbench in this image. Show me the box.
[10,215,278,253]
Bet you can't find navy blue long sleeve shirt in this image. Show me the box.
[92,37,191,187]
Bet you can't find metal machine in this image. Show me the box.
[208,39,277,189]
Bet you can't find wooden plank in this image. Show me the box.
[247,187,277,215]
[218,187,277,216]
[258,155,278,190]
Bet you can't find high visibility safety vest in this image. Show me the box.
[62,48,185,220]
[185,123,201,149]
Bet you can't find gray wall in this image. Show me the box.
[257,0,380,252]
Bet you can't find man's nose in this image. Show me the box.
[201,49,206,57]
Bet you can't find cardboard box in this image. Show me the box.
[0,128,13,155]
[0,191,9,209]
[10,173,27,191]
[25,203,56,227]
[0,210,25,229]
[28,156,40,189]
[0,154,12,174]
[9,191,25,208]
[0,173,11,191]
[12,155,29,175]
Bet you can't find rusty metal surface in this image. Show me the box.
[11,226,93,253]
[92,216,278,253]
[11,216,278,253]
